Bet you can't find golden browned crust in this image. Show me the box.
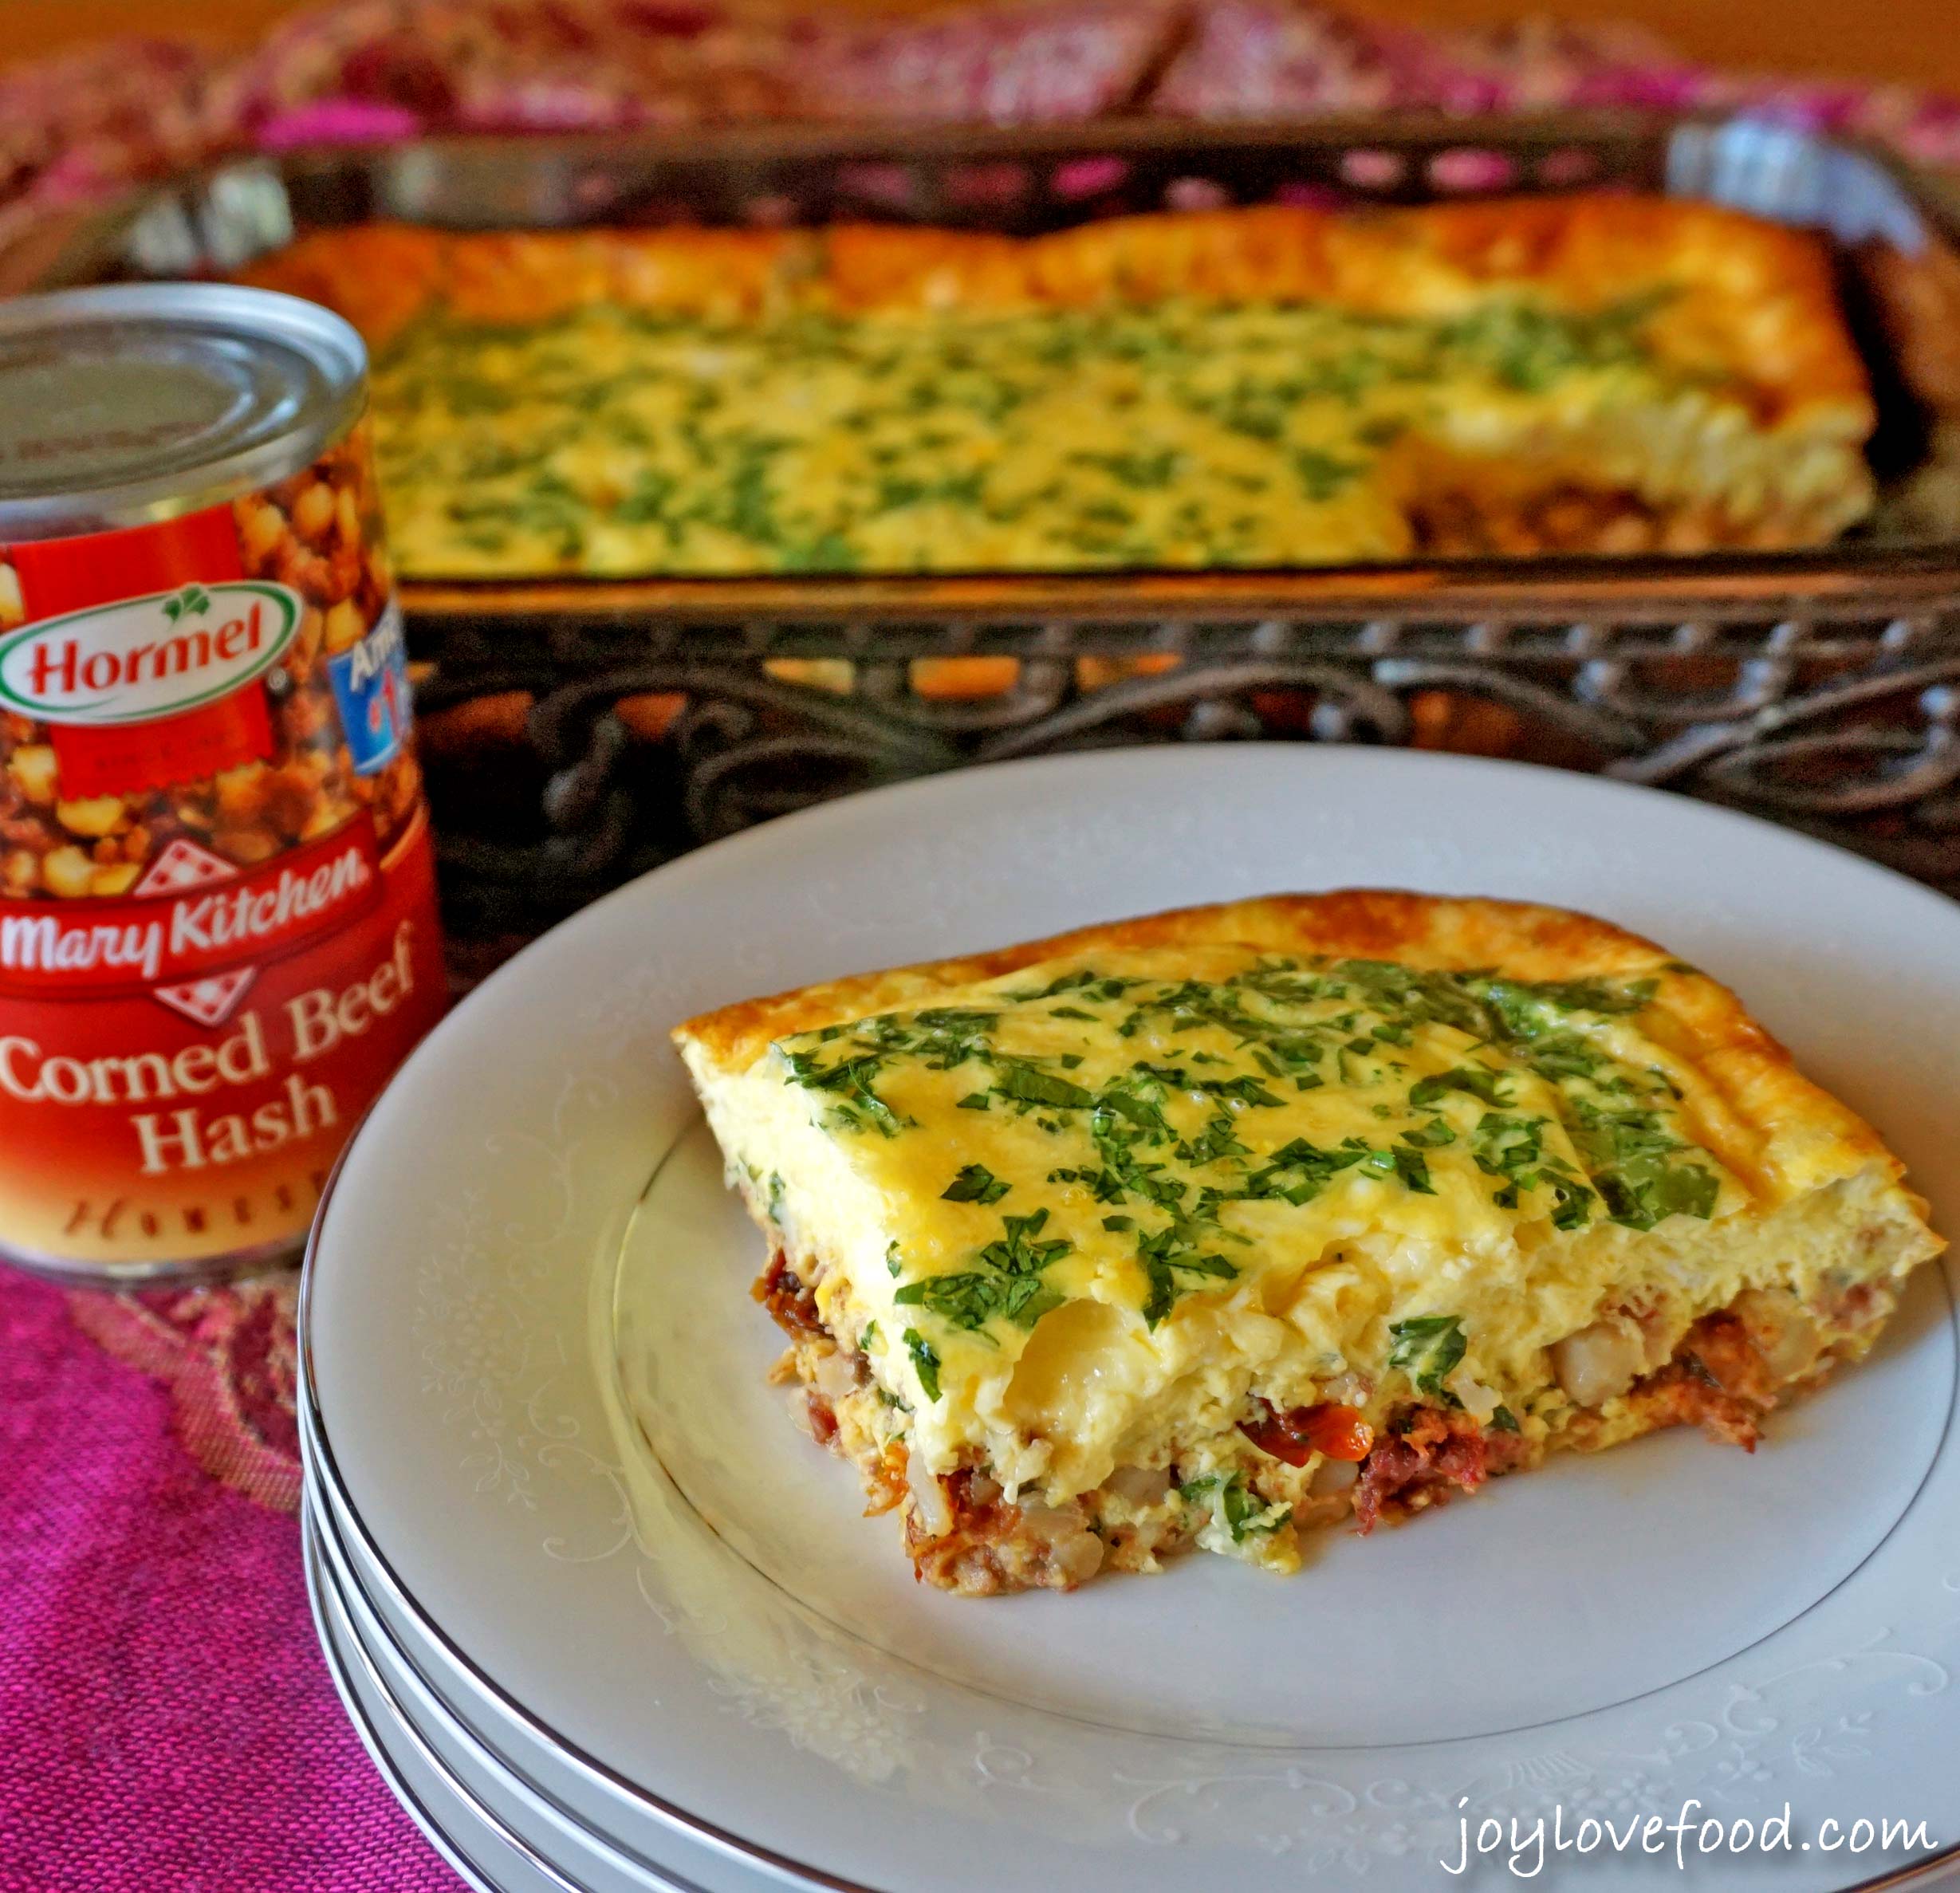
[242,195,1869,434]
[672,889,1914,1208]
[240,224,451,352]
[828,199,1868,428]
[241,225,813,346]
[681,889,1667,1054]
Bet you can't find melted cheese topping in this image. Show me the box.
[371,292,1844,577]
[687,941,1934,1507]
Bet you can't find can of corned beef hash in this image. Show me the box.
[0,283,447,1283]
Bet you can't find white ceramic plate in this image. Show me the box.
[305,1502,551,1893]
[304,1462,782,1893]
[303,746,1960,1893]
[305,1494,755,1893]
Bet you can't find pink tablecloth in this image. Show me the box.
[4,5,1960,1887]
[0,1268,459,1892]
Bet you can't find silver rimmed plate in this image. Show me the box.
[302,746,1960,1893]
[303,1446,781,1893]
[305,1501,567,1893]
[305,1490,759,1893]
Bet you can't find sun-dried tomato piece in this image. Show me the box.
[1240,1398,1375,1466]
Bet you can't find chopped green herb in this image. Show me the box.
[1293,447,1363,499]
[995,1063,1095,1111]
[1567,1099,1716,1230]
[1240,1136,1369,1206]
[1179,1471,1292,1544]
[1387,1313,1467,1398]
[1478,976,1658,1041]
[1399,1116,1458,1150]
[1174,1112,1250,1167]
[903,1328,942,1403]
[896,1206,1072,1333]
[1136,1226,1238,1328]
[781,1049,907,1138]
[895,1272,1002,1331]
[1409,1065,1513,1110]
[1596,1159,1719,1230]
[1466,1111,1593,1226]
[941,1163,1010,1206]
[1134,1062,1285,1108]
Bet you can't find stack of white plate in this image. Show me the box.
[299,747,1960,1893]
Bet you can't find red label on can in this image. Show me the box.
[9,506,245,610]
[48,691,277,800]
[0,421,446,1276]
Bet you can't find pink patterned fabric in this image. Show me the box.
[234,0,1174,136]
[0,0,1180,248]
[5,0,1960,258]
[1150,6,1694,118]
[65,1277,304,1513]
[230,0,806,138]
[789,0,1180,124]
[4,6,1960,1883]
[1151,1,1960,167]
[0,1266,457,1892]
[0,39,234,254]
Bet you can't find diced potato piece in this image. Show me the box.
[290,479,337,545]
[56,794,127,839]
[324,598,366,654]
[7,743,57,805]
[1551,1319,1647,1407]
[89,861,141,896]
[214,761,268,822]
[41,845,96,898]
[213,826,279,865]
[237,496,287,563]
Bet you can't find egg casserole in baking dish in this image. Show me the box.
[674,892,1942,1595]
[244,195,1877,577]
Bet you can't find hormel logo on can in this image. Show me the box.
[0,580,301,726]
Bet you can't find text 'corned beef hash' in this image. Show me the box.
[674,892,1941,1595]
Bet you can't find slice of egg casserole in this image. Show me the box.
[673,892,1941,1595]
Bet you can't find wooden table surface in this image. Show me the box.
[4,0,1958,94]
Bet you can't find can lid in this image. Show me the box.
[0,283,368,542]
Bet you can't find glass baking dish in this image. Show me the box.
[16,112,1960,934]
